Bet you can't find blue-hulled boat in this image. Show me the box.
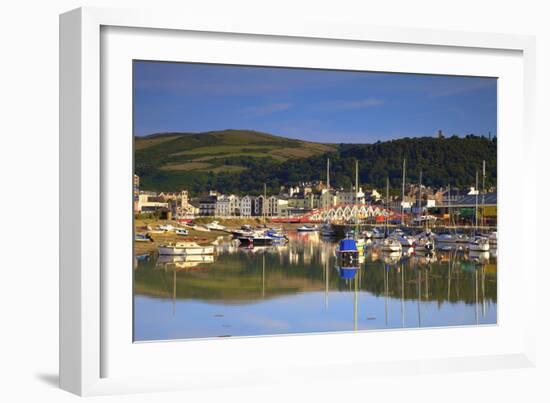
[336,238,359,261]
[337,265,358,280]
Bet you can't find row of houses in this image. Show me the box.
[133,174,496,220]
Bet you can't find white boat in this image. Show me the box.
[377,237,403,253]
[468,250,490,264]
[390,229,415,247]
[238,231,274,246]
[487,231,497,246]
[467,236,490,252]
[370,227,385,239]
[158,224,175,232]
[193,225,211,232]
[414,236,434,252]
[297,225,318,232]
[158,242,215,256]
[135,233,152,242]
[435,232,457,243]
[205,221,226,231]
[175,228,189,235]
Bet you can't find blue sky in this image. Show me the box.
[133,61,497,143]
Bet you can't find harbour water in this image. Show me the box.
[134,231,497,341]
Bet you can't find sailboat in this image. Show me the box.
[377,177,403,253]
[320,158,335,237]
[336,237,359,261]
[467,168,490,252]
[390,228,415,247]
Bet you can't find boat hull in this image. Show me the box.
[158,246,215,255]
[238,237,274,246]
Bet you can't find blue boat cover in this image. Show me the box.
[339,267,358,279]
[338,239,358,252]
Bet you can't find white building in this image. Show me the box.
[336,188,365,205]
[215,194,240,217]
[240,195,254,217]
[254,195,265,216]
[320,189,338,209]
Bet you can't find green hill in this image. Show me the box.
[135,129,336,192]
[135,130,496,195]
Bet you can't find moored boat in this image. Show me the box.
[414,236,434,252]
[135,233,152,242]
[336,238,359,261]
[175,228,189,235]
[390,228,415,247]
[158,242,215,256]
[377,237,403,253]
[297,224,318,232]
[238,232,274,246]
[467,236,490,252]
[205,221,227,231]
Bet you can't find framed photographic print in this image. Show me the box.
[60,7,537,396]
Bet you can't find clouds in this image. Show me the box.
[242,102,294,116]
[313,98,384,111]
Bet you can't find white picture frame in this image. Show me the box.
[60,6,537,396]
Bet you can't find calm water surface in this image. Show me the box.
[134,232,497,341]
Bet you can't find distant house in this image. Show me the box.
[336,188,365,205]
[215,194,240,217]
[240,195,254,217]
[199,194,217,216]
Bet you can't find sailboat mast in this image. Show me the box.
[263,182,267,223]
[355,159,359,201]
[355,159,359,231]
[417,170,422,225]
[326,158,331,209]
[401,159,406,226]
[475,170,479,232]
[386,177,389,233]
[482,160,486,228]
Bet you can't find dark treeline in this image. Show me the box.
[137,135,496,195]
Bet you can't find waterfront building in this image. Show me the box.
[240,195,254,217]
[215,194,241,217]
[336,188,365,205]
[254,195,265,216]
[137,191,170,217]
[199,194,217,216]
[159,190,193,218]
[133,174,140,214]
[320,189,337,209]
[287,193,319,210]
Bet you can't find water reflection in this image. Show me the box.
[134,231,497,341]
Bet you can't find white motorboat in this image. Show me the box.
[390,229,415,247]
[468,250,490,264]
[487,231,497,246]
[414,236,434,252]
[205,221,227,231]
[135,233,152,242]
[377,237,403,253]
[158,224,175,232]
[238,231,274,246]
[467,236,490,252]
[158,242,215,256]
[175,228,189,235]
[370,227,385,239]
[435,232,457,243]
[297,224,318,232]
